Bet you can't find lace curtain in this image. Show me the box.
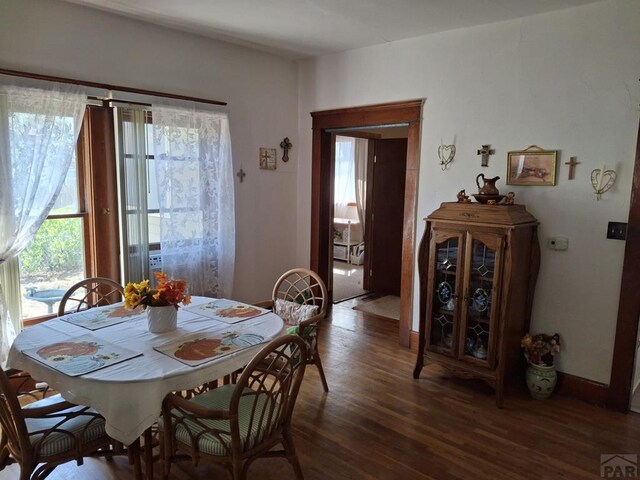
[0,82,86,364]
[334,136,356,219]
[353,137,368,229]
[334,135,367,222]
[152,103,235,298]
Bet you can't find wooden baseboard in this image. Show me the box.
[555,371,609,406]
[411,331,610,407]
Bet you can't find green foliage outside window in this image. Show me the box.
[20,218,83,278]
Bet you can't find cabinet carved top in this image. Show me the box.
[426,202,538,227]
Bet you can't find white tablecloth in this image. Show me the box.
[8,297,283,445]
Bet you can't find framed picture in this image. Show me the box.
[259,147,277,170]
[506,146,558,186]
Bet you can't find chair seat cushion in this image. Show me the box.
[24,394,107,458]
[284,324,315,337]
[274,299,318,326]
[284,323,317,356]
[160,384,275,457]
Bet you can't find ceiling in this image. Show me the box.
[62,0,599,59]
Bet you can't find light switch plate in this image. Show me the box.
[606,222,627,240]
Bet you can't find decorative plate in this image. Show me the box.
[437,281,453,304]
[472,288,489,312]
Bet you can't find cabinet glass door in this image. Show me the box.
[429,233,462,355]
[460,234,503,366]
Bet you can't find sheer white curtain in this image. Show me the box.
[334,136,356,219]
[334,135,368,222]
[353,138,368,229]
[0,82,86,364]
[152,103,235,298]
[116,107,151,284]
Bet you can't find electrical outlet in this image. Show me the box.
[606,222,627,240]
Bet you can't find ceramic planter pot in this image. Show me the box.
[525,363,557,400]
[147,305,177,333]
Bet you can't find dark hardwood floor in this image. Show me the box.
[2,300,639,479]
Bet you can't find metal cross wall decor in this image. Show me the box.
[477,144,495,167]
[280,137,292,162]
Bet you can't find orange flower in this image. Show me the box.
[124,273,190,310]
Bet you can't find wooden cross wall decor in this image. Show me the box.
[236,168,246,183]
[477,144,495,167]
[565,156,579,180]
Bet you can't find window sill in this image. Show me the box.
[23,314,56,328]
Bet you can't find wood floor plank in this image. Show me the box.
[2,302,639,479]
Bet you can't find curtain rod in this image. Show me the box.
[0,68,227,107]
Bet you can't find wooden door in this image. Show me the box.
[365,138,407,294]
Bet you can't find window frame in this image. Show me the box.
[22,105,121,325]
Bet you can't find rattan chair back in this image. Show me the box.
[161,335,308,479]
[58,277,123,317]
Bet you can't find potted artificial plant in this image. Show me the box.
[521,333,561,400]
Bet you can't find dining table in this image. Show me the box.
[7,295,284,478]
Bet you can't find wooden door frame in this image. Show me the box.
[607,119,640,411]
[310,100,423,348]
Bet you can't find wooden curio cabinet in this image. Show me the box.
[413,202,540,407]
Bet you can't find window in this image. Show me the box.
[114,105,232,297]
[11,105,121,324]
[0,84,89,330]
[334,136,357,206]
[18,149,87,318]
[10,97,233,324]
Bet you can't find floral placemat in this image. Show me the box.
[59,304,145,330]
[23,334,142,376]
[184,299,268,324]
[153,330,266,367]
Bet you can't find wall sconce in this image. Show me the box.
[438,143,456,170]
[590,165,616,200]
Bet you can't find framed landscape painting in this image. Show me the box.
[507,147,558,186]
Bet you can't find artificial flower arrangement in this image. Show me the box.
[124,272,191,310]
[521,333,561,367]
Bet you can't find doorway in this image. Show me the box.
[310,100,423,348]
[332,134,368,303]
[331,129,409,307]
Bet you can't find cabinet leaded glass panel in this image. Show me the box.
[430,237,459,352]
[462,239,496,362]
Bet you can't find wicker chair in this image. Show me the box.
[257,268,329,392]
[159,335,308,480]
[0,367,114,480]
[57,277,124,317]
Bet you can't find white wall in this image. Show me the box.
[0,0,300,303]
[297,0,640,384]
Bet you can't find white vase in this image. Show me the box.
[146,305,177,333]
[525,363,557,400]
